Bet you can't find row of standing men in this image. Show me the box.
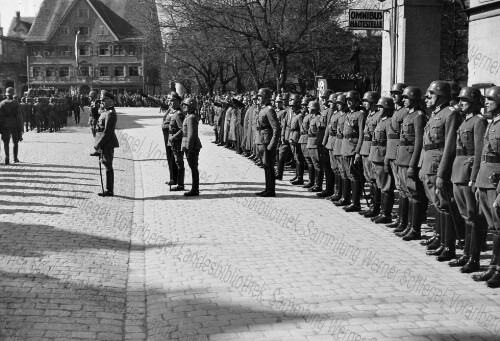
[205,82,500,289]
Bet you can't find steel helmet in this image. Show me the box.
[301,97,310,106]
[327,93,337,103]
[362,91,380,103]
[290,99,301,107]
[402,86,422,100]
[308,101,320,111]
[345,90,360,101]
[282,93,290,103]
[377,97,395,109]
[182,97,198,110]
[275,95,283,103]
[485,86,500,104]
[449,81,460,96]
[257,88,273,99]
[390,83,407,94]
[321,89,333,99]
[336,94,347,104]
[458,87,481,103]
[427,80,451,97]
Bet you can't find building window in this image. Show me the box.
[33,67,42,77]
[30,46,42,57]
[114,45,125,55]
[79,45,90,56]
[114,66,125,76]
[129,66,139,76]
[98,25,106,35]
[129,45,137,55]
[59,67,69,77]
[44,46,55,56]
[100,66,109,76]
[78,8,89,18]
[59,26,69,35]
[76,27,89,35]
[46,67,56,77]
[80,66,90,76]
[99,45,109,56]
[59,45,71,56]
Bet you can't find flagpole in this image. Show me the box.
[75,29,80,96]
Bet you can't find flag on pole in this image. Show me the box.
[175,82,187,98]
[75,29,80,75]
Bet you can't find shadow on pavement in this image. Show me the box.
[0,179,98,187]
[0,222,171,258]
[0,185,95,194]
[0,208,64,215]
[17,163,99,170]
[0,200,77,208]
[0,191,88,200]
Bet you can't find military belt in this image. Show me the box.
[456,149,473,156]
[329,132,337,137]
[308,133,317,137]
[483,154,500,163]
[347,133,358,139]
[400,140,414,146]
[423,143,442,151]
[364,136,372,141]
[388,133,400,139]
[372,140,387,146]
[291,128,300,132]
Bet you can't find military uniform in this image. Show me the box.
[340,106,366,210]
[169,109,186,189]
[95,105,119,194]
[256,103,280,195]
[395,107,426,239]
[324,107,342,200]
[90,99,101,137]
[300,112,315,187]
[277,106,292,179]
[419,103,461,260]
[182,112,202,194]
[163,107,180,185]
[318,106,335,196]
[289,107,305,184]
[307,110,326,191]
[333,109,350,205]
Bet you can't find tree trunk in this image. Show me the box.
[276,53,288,93]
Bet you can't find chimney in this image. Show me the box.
[16,11,21,24]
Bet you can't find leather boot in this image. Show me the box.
[373,192,393,224]
[396,200,413,237]
[403,201,422,241]
[276,158,285,180]
[386,197,403,228]
[318,166,333,197]
[393,197,409,233]
[461,224,482,273]
[334,179,351,206]
[450,223,471,267]
[344,180,361,212]
[360,183,376,216]
[436,212,456,261]
[426,212,443,253]
[487,269,500,288]
[329,173,343,201]
[310,168,323,193]
[473,234,500,281]
[303,164,315,188]
[13,144,19,163]
[291,160,305,185]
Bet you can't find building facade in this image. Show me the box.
[25,0,161,95]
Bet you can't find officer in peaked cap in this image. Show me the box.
[419,80,461,261]
[169,91,187,191]
[255,88,280,197]
[162,91,182,186]
[472,86,500,287]
[449,87,487,273]
[94,90,119,196]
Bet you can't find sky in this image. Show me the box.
[1,0,44,32]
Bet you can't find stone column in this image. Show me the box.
[381,0,443,94]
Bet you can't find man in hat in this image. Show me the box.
[181,97,202,196]
[163,92,182,186]
[169,92,186,191]
[0,87,23,164]
[94,90,119,196]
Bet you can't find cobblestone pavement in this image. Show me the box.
[2,108,500,341]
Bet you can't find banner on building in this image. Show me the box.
[348,9,383,30]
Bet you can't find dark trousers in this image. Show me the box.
[101,148,115,192]
[258,144,276,192]
[185,149,200,191]
[162,129,178,183]
[172,144,185,186]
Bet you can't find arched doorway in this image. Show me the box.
[79,85,91,95]
[5,80,14,89]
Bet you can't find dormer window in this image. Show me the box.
[78,8,89,19]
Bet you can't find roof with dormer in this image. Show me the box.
[25,0,157,42]
[6,16,35,38]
